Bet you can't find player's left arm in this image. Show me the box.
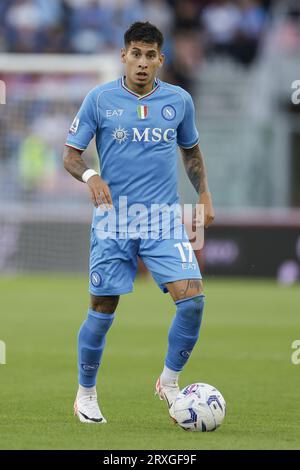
[180,144,215,228]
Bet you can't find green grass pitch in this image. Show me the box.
[0,275,299,450]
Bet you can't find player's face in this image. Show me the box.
[121,41,164,93]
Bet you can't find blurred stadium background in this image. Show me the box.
[1,0,300,451]
[0,0,300,281]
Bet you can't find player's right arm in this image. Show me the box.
[63,146,112,209]
[63,89,112,209]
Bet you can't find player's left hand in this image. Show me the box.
[198,191,215,229]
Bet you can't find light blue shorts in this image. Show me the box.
[89,225,202,296]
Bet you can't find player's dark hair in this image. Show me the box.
[124,22,164,49]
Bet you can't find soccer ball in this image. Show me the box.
[173,383,226,432]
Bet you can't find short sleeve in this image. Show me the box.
[66,90,98,151]
[177,92,199,149]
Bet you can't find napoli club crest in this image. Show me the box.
[162,105,176,121]
[91,271,102,287]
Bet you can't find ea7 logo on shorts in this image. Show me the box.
[70,116,79,134]
[106,109,124,117]
[182,263,197,270]
[91,271,102,287]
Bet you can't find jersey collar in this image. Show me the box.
[121,76,160,100]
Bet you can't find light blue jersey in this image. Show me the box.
[66,77,201,295]
[66,76,199,233]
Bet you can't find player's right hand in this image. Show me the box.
[86,175,113,210]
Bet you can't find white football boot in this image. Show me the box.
[74,389,107,424]
[155,377,180,421]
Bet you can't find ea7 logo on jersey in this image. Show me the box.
[106,109,124,117]
[70,116,79,134]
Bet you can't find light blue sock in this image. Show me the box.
[165,294,205,372]
[78,308,115,387]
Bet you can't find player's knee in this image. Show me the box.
[177,294,205,325]
[90,295,119,314]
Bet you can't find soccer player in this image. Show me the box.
[63,21,214,424]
